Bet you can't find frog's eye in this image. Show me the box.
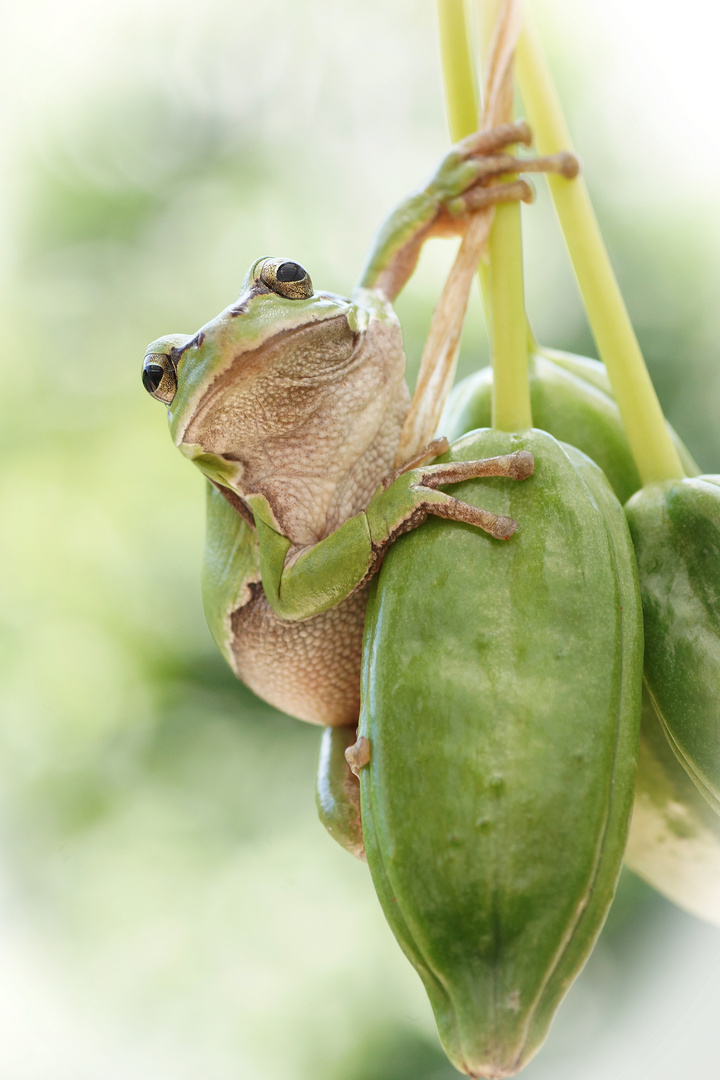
[142,353,177,405]
[260,259,314,300]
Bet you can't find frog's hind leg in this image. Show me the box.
[316,725,366,861]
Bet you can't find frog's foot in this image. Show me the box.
[367,450,534,555]
[359,121,580,303]
[345,735,371,778]
[433,121,580,225]
[317,726,366,860]
[445,152,578,217]
[417,450,534,540]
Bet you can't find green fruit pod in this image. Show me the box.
[442,350,699,505]
[625,687,720,926]
[358,428,643,1078]
[625,476,720,812]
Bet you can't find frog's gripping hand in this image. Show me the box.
[359,121,579,303]
[247,449,534,622]
[369,450,534,544]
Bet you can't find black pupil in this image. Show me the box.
[276,261,305,282]
[143,363,164,393]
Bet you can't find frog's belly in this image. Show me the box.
[230,586,367,726]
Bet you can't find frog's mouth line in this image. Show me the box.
[174,313,367,452]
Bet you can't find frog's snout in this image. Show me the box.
[144,333,195,358]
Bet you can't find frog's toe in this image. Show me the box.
[426,495,519,540]
[454,120,533,159]
[506,450,534,479]
[447,179,534,218]
[418,450,534,488]
[345,735,371,777]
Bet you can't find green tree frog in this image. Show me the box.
[142,123,551,726]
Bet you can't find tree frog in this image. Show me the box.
[142,122,552,726]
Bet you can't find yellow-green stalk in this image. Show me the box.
[514,15,684,484]
[437,0,480,140]
[436,0,492,336]
[437,0,532,431]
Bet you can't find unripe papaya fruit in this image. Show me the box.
[625,477,720,813]
[441,352,719,919]
[442,350,699,504]
[625,687,720,926]
[358,428,643,1079]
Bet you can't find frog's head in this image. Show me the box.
[142,257,406,500]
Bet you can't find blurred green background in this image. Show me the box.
[1,0,720,1076]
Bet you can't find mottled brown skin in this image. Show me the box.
[231,585,369,726]
[186,313,410,725]
[184,318,409,546]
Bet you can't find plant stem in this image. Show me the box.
[514,15,685,484]
[488,200,532,430]
[437,0,532,431]
[436,0,492,336]
[479,0,532,431]
[437,0,479,141]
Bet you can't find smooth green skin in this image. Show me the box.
[315,724,367,862]
[625,478,720,813]
[247,468,500,623]
[316,726,366,862]
[359,429,643,1079]
[201,484,260,668]
[145,143,510,629]
[625,686,720,926]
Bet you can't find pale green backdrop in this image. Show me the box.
[1,0,719,1077]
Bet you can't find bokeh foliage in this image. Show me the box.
[1,0,720,1076]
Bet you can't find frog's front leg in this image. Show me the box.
[245,447,534,623]
[358,120,579,303]
[204,482,369,726]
